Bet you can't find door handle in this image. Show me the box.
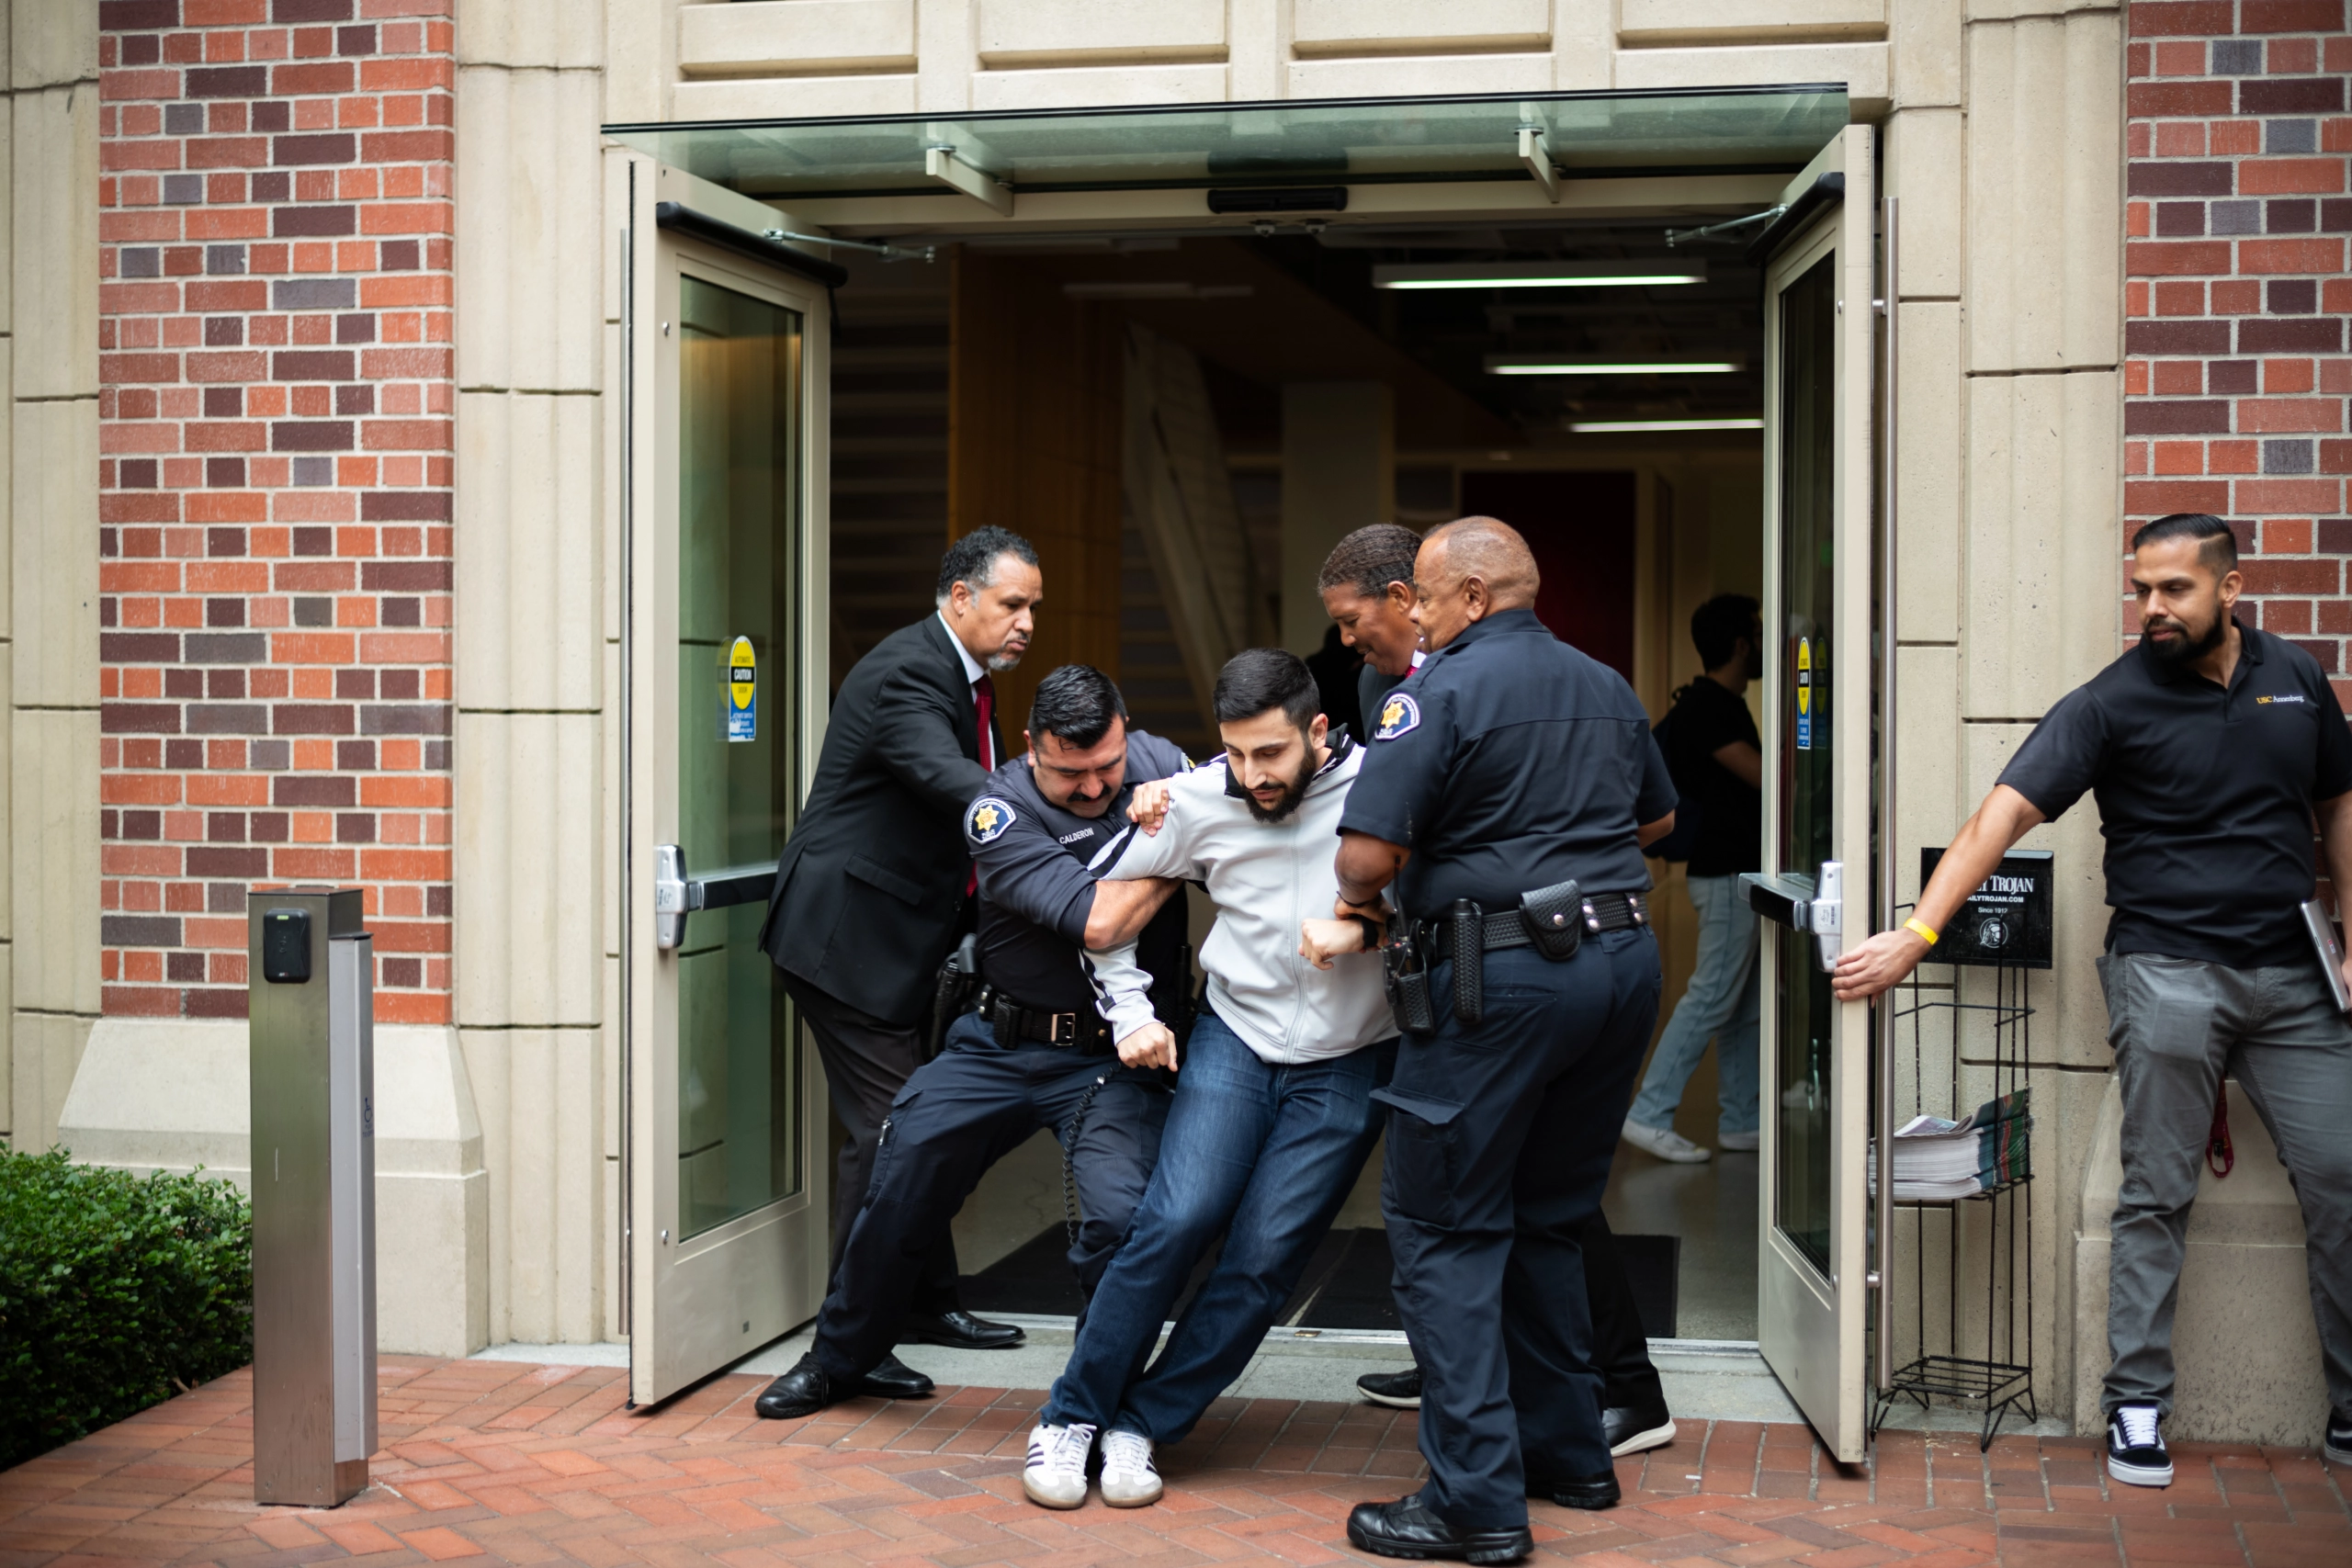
[1740,862,1844,972]
[1809,860,1843,973]
[652,844,782,952]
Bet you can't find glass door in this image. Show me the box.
[1749,125,1877,1461]
[623,164,833,1405]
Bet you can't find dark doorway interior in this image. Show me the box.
[1459,469,1638,680]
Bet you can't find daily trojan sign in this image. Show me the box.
[1917,848,2053,968]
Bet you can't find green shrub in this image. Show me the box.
[0,1145,254,1471]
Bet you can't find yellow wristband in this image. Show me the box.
[1904,917,1940,946]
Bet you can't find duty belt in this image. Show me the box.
[1384,885,1648,1035]
[978,987,1112,1053]
[1421,890,1647,953]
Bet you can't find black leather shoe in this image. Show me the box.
[1357,1366,1422,1409]
[752,1354,837,1420]
[1344,1497,1532,1564]
[899,1309,1025,1349]
[1602,1397,1677,1457]
[1529,1470,1621,1511]
[857,1352,936,1400]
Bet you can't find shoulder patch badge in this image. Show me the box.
[967,795,1017,844]
[1374,692,1421,741]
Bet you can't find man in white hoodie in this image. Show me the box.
[1022,649,1398,1511]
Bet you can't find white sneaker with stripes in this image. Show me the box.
[1099,1429,1161,1507]
[1023,1420,1095,1509]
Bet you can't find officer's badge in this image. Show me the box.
[1374,693,1421,740]
[967,795,1016,844]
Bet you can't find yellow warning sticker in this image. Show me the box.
[1795,637,1812,750]
[727,636,756,742]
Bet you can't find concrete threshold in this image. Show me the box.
[473,1320,2066,1438]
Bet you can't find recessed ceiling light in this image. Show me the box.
[1374,261,1706,290]
[1485,355,1742,376]
[1566,418,1766,433]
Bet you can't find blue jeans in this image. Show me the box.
[1627,873,1759,1137]
[1042,1010,1392,1442]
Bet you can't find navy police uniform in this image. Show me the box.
[1340,606,1676,1530]
[803,732,1193,1386]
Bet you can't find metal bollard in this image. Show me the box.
[248,888,378,1507]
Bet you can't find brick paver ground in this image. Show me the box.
[3,1357,2346,1567]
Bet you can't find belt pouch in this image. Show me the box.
[1383,931,1437,1036]
[989,998,1019,1051]
[1518,878,1585,962]
[1449,898,1485,1025]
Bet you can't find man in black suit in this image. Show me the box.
[760,525,1043,1362]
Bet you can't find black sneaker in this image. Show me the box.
[1359,1366,1422,1409]
[2325,1410,2352,1468]
[1603,1397,1677,1458]
[2106,1402,2172,1487]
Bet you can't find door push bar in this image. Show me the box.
[652,845,780,951]
[1740,862,1844,972]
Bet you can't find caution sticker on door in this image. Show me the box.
[727,636,757,742]
[1795,637,1812,750]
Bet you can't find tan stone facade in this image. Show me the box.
[12,0,2347,1449]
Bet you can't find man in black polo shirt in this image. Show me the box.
[1833,513,2352,1487]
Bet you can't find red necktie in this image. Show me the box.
[967,674,995,897]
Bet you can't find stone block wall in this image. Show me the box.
[96,0,456,1024]
[2124,0,2350,682]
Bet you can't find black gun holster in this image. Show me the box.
[1382,926,1437,1036]
[922,932,983,1063]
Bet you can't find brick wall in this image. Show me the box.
[2124,0,2350,682]
[98,0,454,1024]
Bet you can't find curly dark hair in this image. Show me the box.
[1316,524,1422,601]
[935,525,1041,604]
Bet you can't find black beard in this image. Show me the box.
[2143,613,2224,667]
[1242,751,1317,824]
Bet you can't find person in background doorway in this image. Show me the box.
[756,526,1041,1372]
[1319,523,1426,724]
[752,666,1193,1420]
[1333,518,1679,1563]
[1833,513,2352,1489]
[1622,593,1764,1164]
[1318,525,1674,1460]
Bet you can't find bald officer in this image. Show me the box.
[1332,518,1678,1564]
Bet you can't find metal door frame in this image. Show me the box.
[1753,124,1877,1462]
[620,158,835,1407]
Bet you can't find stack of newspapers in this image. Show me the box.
[1868,1089,2032,1201]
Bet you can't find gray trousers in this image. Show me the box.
[2098,951,2352,1420]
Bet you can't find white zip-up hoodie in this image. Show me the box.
[1089,736,1396,1065]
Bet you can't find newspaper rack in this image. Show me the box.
[1870,913,2038,1451]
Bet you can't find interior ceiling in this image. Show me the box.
[960,221,1763,450]
[991,236,1518,451]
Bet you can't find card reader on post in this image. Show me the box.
[247,888,376,1508]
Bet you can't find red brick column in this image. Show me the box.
[98,0,454,1024]
[2125,0,2350,682]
